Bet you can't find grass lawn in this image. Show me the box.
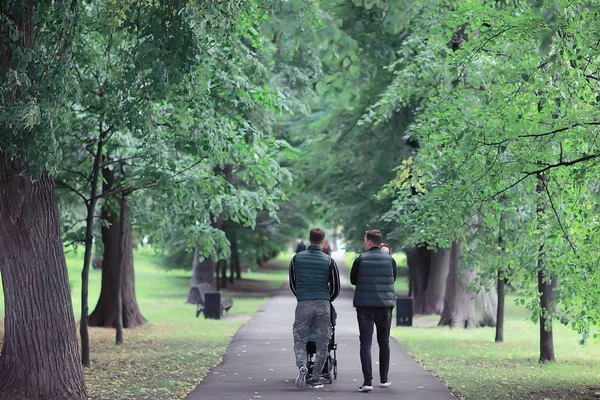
[342,250,600,399]
[392,296,600,400]
[0,248,290,400]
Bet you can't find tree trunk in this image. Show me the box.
[495,207,508,342]
[228,228,237,284]
[408,246,449,314]
[80,127,105,366]
[423,248,450,314]
[495,272,505,343]
[407,246,431,314]
[215,257,220,291]
[187,214,224,298]
[186,240,202,303]
[538,271,558,362]
[194,257,217,286]
[235,254,241,279]
[89,168,146,328]
[537,172,556,362]
[0,158,87,400]
[439,241,497,328]
[219,259,227,289]
[89,202,147,328]
[115,194,127,345]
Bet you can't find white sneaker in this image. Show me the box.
[310,379,324,389]
[296,366,308,388]
[379,380,392,388]
[358,385,373,392]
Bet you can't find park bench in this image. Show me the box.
[190,283,234,318]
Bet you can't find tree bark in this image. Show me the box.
[227,228,238,284]
[186,214,224,299]
[235,253,241,279]
[89,169,146,328]
[115,194,127,345]
[89,201,147,328]
[0,157,87,400]
[408,246,431,314]
[495,271,505,343]
[438,241,497,328]
[80,125,105,366]
[186,240,202,303]
[495,209,507,343]
[537,172,556,362]
[423,248,450,314]
[215,257,220,291]
[219,259,227,289]
[193,257,217,287]
[538,271,558,362]
[408,246,449,314]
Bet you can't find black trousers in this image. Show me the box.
[356,307,393,385]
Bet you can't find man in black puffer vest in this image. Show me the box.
[289,228,340,389]
[350,229,397,392]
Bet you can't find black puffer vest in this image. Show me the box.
[294,245,331,301]
[353,249,395,308]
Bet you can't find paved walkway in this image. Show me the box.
[186,252,455,400]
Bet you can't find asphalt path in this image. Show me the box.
[185,252,455,400]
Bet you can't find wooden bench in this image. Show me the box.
[190,283,233,318]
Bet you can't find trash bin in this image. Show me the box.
[396,296,413,326]
[204,292,222,319]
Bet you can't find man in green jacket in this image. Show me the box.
[289,227,340,389]
[350,229,397,392]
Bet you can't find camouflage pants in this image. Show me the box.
[293,299,331,374]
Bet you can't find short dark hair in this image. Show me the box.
[365,229,383,246]
[309,227,326,244]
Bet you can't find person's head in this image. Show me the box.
[308,227,326,246]
[380,243,391,254]
[364,229,383,250]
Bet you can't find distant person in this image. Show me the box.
[295,238,307,253]
[289,228,340,389]
[350,229,397,392]
[322,240,331,255]
[380,243,391,254]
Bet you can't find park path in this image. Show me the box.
[185,252,455,400]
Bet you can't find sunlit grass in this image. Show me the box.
[392,296,600,399]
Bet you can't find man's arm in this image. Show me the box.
[350,256,360,285]
[391,257,397,282]
[328,258,340,302]
[289,255,297,296]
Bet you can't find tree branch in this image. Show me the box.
[519,122,600,139]
[55,179,89,205]
[487,152,600,201]
[541,176,577,255]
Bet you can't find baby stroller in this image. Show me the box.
[306,304,337,384]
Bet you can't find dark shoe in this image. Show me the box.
[310,378,324,389]
[358,384,373,392]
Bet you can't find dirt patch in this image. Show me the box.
[221,278,281,298]
[255,260,287,271]
[527,387,600,399]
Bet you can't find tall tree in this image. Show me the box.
[369,1,600,353]
[0,1,87,398]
